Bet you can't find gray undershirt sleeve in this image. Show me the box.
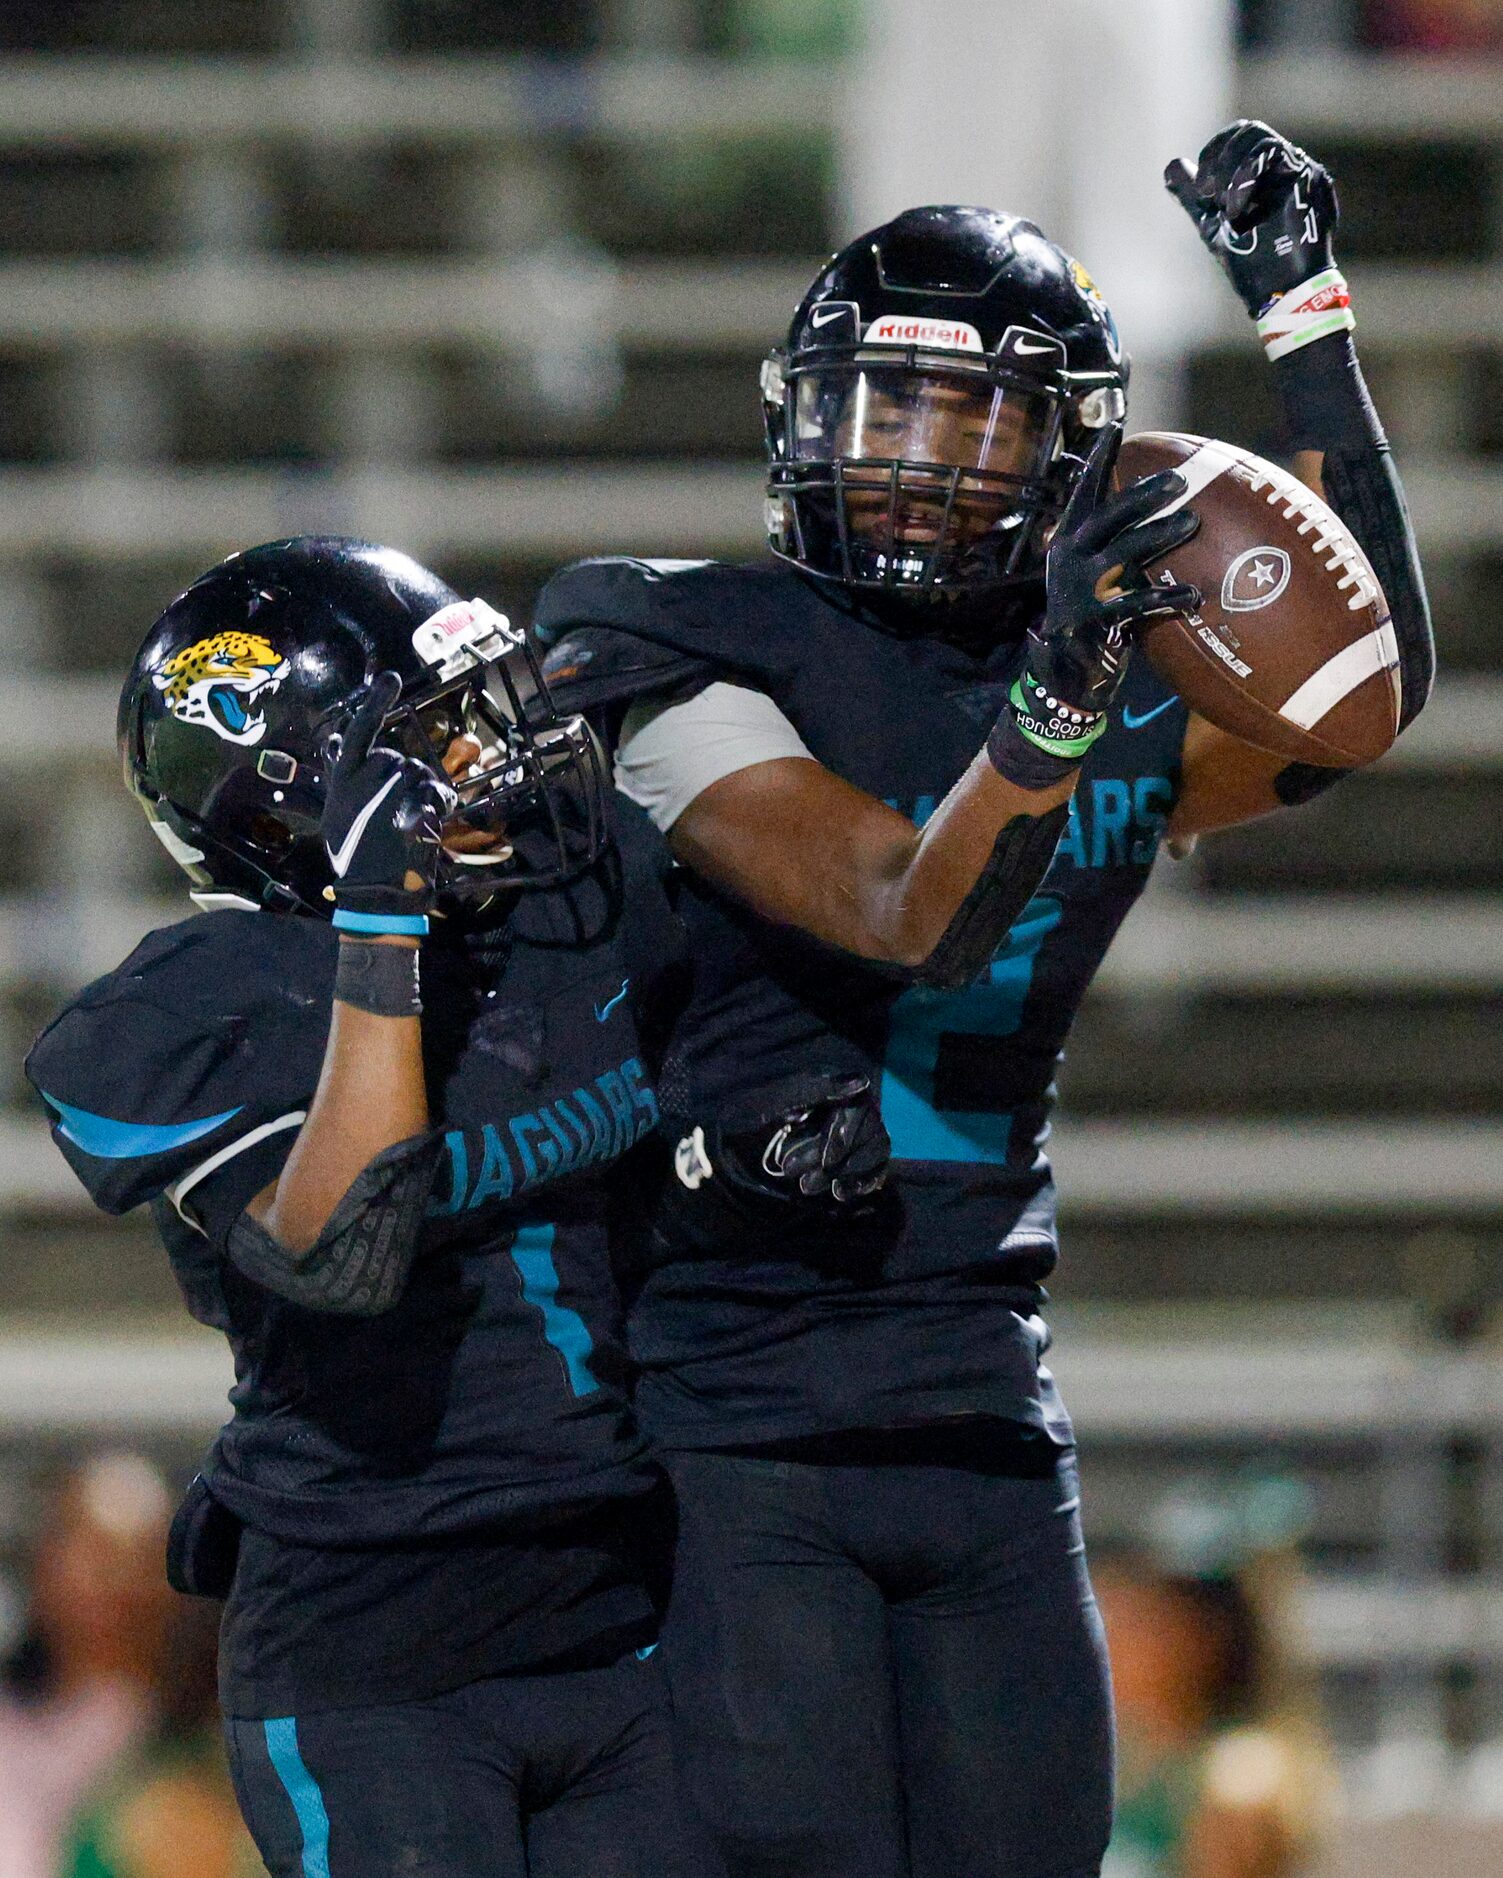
[614,682,817,832]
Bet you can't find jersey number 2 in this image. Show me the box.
[879,895,1062,1164]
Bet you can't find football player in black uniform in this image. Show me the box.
[27,539,701,1877]
[533,124,1434,1877]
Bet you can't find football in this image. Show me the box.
[1115,431,1400,767]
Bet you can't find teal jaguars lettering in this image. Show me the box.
[428,1055,659,1216]
[1054,776,1172,868]
[895,777,1172,870]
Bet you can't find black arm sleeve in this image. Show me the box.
[1319,444,1433,733]
[225,1132,444,1315]
[1270,333,1435,805]
[912,803,1070,991]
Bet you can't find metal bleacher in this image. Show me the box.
[0,0,1500,1814]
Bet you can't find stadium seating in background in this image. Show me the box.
[0,2,1497,1852]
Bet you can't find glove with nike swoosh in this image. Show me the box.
[656,1072,891,1263]
[989,423,1201,788]
[720,1072,889,1209]
[321,670,457,936]
[1165,120,1352,360]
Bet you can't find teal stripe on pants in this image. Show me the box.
[264,1717,332,1878]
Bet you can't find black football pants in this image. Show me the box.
[225,1648,702,1877]
[660,1433,1114,1878]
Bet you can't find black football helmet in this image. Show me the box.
[762,205,1128,599]
[119,536,606,916]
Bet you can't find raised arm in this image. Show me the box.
[653,429,1199,987]
[1165,120,1434,837]
[249,955,428,1252]
[229,675,455,1311]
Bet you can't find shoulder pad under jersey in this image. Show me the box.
[25,911,333,1216]
[533,556,813,718]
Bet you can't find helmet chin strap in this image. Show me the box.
[433,843,523,931]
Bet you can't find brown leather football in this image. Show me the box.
[1115,430,1399,767]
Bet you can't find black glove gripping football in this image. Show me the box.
[990,425,1200,788]
[1166,120,1353,359]
[321,670,457,936]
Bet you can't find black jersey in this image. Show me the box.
[534,558,1189,1448]
[26,799,684,1549]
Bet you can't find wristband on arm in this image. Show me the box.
[334,935,423,1017]
[986,675,1105,792]
[1005,669,1108,763]
[332,908,430,937]
[1256,267,1355,362]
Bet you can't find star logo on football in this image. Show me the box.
[1221,545,1291,613]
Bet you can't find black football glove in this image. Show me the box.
[719,1072,890,1209]
[670,1070,889,1229]
[1166,121,1353,358]
[997,425,1200,777]
[653,1073,891,1264]
[321,670,457,930]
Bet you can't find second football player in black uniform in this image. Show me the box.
[534,125,1435,1876]
[28,539,700,1877]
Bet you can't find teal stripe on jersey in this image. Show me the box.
[510,1221,599,1397]
[41,1093,242,1160]
[879,895,1063,1164]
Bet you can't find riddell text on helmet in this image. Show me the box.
[863,315,984,353]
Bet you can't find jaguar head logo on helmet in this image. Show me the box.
[153,630,290,747]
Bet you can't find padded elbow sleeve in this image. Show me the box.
[226,1133,443,1315]
[913,804,1068,992]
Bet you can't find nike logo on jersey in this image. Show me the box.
[594,979,630,1023]
[1121,698,1177,730]
[326,769,402,877]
